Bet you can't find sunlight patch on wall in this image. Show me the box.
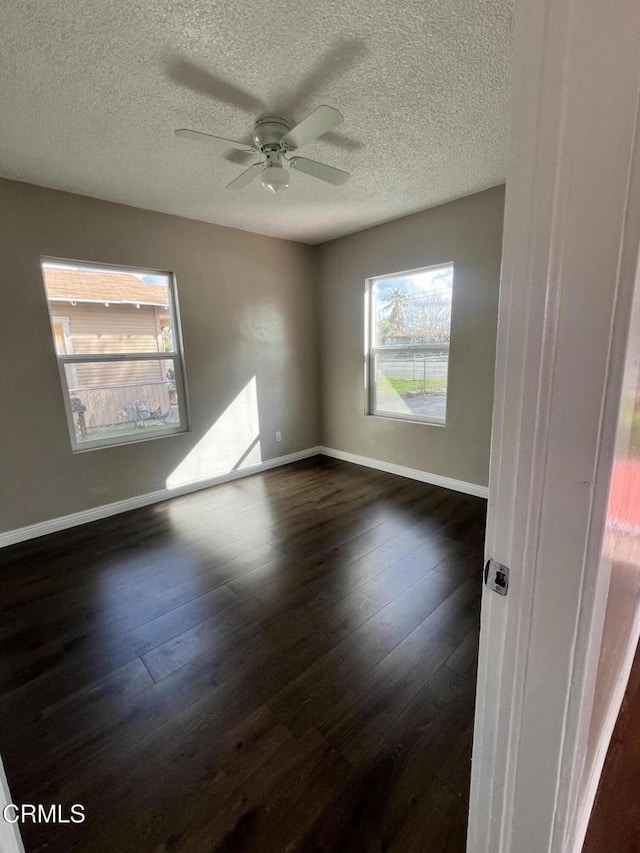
[166,377,261,489]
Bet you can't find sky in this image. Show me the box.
[374,264,453,301]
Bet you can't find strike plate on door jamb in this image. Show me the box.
[484,559,509,595]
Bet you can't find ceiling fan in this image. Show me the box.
[175,105,350,194]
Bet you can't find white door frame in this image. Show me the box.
[0,756,24,853]
[468,0,640,850]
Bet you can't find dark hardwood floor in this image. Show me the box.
[0,456,485,852]
[583,640,640,853]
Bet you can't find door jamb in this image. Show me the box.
[468,0,640,849]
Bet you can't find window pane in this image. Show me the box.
[42,263,172,355]
[64,358,182,445]
[371,265,453,423]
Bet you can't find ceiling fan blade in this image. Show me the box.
[282,106,343,150]
[289,156,350,185]
[226,163,263,190]
[175,128,255,152]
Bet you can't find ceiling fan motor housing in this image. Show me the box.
[175,105,348,190]
[253,116,291,151]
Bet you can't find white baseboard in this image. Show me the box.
[0,445,487,549]
[571,608,640,853]
[0,447,322,549]
[318,446,489,498]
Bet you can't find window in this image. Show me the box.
[41,259,188,450]
[367,263,453,425]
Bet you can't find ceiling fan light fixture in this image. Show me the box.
[261,163,289,194]
[178,105,351,192]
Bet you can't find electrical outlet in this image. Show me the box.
[275,431,282,443]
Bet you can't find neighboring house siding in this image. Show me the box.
[53,302,170,430]
[60,303,165,388]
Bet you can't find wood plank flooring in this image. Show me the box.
[0,457,485,852]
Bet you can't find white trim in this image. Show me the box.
[41,256,174,277]
[51,315,73,354]
[0,755,24,853]
[52,314,77,388]
[69,422,187,454]
[571,611,640,853]
[468,0,640,849]
[41,258,191,455]
[319,446,488,498]
[0,447,322,549]
[367,260,455,283]
[0,445,485,549]
[365,266,453,428]
[557,82,640,853]
[366,412,446,428]
[49,298,169,308]
[59,352,180,363]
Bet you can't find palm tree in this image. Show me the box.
[382,288,411,334]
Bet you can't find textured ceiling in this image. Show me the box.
[0,0,513,244]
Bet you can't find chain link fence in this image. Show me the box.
[374,343,449,391]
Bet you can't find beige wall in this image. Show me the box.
[318,186,504,488]
[0,178,319,532]
[0,179,503,534]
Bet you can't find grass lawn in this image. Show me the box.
[377,377,447,396]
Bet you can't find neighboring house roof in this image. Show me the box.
[43,267,169,307]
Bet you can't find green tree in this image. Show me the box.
[377,317,393,344]
[382,288,410,336]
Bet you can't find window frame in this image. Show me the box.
[365,263,453,427]
[41,257,190,452]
